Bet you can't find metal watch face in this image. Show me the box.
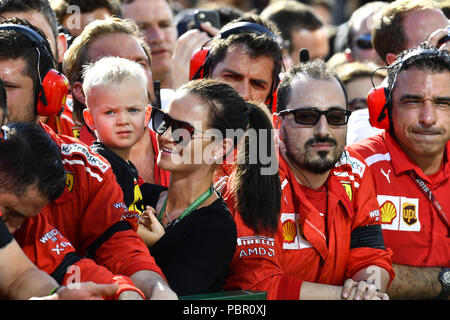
[443,270,450,285]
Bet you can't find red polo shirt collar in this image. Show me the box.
[384,131,449,185]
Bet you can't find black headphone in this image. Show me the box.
[0,24,69,117]
[189,22,283,106]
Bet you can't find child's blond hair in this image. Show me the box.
[82,56,148,97]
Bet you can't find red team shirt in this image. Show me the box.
[14,213,145,299]
[347,132,450,267]
[223,149,394,299]
[17,123,166,282]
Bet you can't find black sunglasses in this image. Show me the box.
[348,98,367,111]
[279,107,352,126]
[355,34,372,50]
[150,108,195,142]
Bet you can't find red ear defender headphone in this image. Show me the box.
[367,47,449,131]
[189,22,283,107]
[0,24,69,117]
[189,46,211,81]
[367,85,390,130]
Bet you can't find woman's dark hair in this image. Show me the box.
[181,79,281,233]
[0,122,66,201]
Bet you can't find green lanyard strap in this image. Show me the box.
[158,185,214,224]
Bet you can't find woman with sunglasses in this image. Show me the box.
[138,79,281,296]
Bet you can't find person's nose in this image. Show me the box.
[419,100,437,128]
[313,114,330,138]
[145,26,164,44]
[236,81,252,101]
[116,111,130,125]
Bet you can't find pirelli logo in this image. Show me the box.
[237,236,274,247]
[236,236,275,258]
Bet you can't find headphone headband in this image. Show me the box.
[219,21,278,41]
[0,24,48,49]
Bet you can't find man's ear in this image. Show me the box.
[56,32,68,63]
[145,105,152,125]
[273,112,282,130]
[385,52,398,65]
[83,108,95,131]
[72,81,86,106]
[272,113,285,150]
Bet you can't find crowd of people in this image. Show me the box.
[0,0,448,300]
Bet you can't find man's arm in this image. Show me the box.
[0,238,57,299]
[387,264,443,299]
[301,266,390,300]
[129,270,178,300]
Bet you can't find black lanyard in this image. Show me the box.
[407,170,449,232]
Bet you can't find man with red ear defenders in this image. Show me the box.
[347,45,450,299]
[0,21,68,119]
[189,15,284,113]
[0,18,178,300]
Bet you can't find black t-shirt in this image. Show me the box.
[0,217,13,249]
[147,184,237,296]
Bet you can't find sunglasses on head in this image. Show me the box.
[278,107,352,126]
[151,108,195,142]
[355,34,372,50]
[348,98,367,111]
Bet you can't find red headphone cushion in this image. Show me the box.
[367,86,390,130]
[37,69,69,117]
[189,47,211,80]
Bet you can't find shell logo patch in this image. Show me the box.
[377,195,420,232]
[282,219,297,243]
[402,202,417,225]
[381,200,396,224]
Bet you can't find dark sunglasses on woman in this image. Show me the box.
[355,34,372,50]
[150,107,196,143]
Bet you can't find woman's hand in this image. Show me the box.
[138,206,165,247]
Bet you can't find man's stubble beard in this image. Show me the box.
[282,127,344,175]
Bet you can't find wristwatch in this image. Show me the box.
[438,268,450,298]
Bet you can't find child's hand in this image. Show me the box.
[138,206,165,247]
